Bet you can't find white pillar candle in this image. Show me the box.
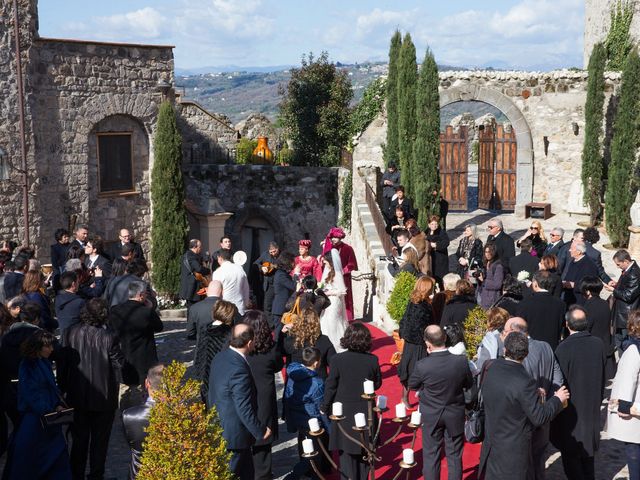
[363,380,375,394]
[376,395,387,409]
[402,448,414,465]
[302,438,314,454]
[411,411,422,425]
[395,403,407,418]
[308,418,320,432]
[332,402,343,416]
[354,412,367,428]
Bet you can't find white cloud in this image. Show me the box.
[95,7,166,39]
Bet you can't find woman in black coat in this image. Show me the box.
[284,275,330,317]
[581,276,617,379]
[455,223,483,278]
[440,279,477,328]
[271,252,298,328]
[493,276,524,317]
[539,254,563,298]
[244,310,285,480]
[398,276,436,408]
[322,323,382,480]
[425,215,450,288]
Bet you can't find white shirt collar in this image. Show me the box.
[229,346,247,361]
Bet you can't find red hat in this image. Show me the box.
[298,239,312,248]
[329,227,345,239]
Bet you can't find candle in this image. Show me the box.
[402,449,414,465]
[395,403,406,418]
[302,438,314,454]
[376,395,387,409]
[363,380,375,394]
[411,411,422,425]
[354,412,366,428]
[332,402,343,416]
[308,418,320,432]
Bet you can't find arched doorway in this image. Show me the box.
[439,86,533,215]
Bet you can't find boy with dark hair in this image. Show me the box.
[284,347,329,478]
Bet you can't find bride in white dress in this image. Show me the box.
[319,249,349,352]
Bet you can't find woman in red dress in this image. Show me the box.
[293,240,321,281]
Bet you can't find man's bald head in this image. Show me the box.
[207,279,222,297]
[423,325,446,348]
[506,317,528,334]
[229,323,254,350]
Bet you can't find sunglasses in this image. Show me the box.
[530,226,539,230]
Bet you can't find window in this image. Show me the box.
[97,133,134,193]
[0,147,8,181]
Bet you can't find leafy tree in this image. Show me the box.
[349,76,386,143]
[397,34,418,198]
[279,52,353,166]
[137,362,233,480]
[338,171,352,229]
[412,48,441,227]
[581,42,607,225]
[235,137,258,164]
[605,49,640,247]
[151,102,189,296]
[385,31,402,167]
[606,0,635,70]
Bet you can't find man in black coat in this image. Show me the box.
[122,364,164,480]
[543,227,565,257]
[179,239,210,310]
[509,238,540,279]
[486,218,515,273]
[480,331,569,480]
[186,279,221,341]
[604,249,640,352]
[208,324,270,480]
[253,242,280,315]
[210,236,232,272]
[380,162,400,221]
[55,271,86,343]
[108,280,163,387]
[517,271,566,350]
[551,305,605,480]
[107,228,145,263]
[562,241,598,306]
[71,224,89,250]
[559,229,612,284]
[3,255,27,300]
[408,325,472,480]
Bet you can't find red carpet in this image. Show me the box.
[362,323,481,479]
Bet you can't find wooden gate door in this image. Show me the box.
[439,126,468,211]
[494,125,517,211]
[478,127,495,210]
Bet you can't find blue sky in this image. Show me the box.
[37,0,585,70]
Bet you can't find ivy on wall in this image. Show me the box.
[349,77,386,145]
[605,0,635,70]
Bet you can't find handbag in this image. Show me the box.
[281,296,301,325]
[40,361,74,429]
[464,360,493,444]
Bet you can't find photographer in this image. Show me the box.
[477,244,504,309]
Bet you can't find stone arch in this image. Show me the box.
[228,205,285,251]
[440,85,534,212]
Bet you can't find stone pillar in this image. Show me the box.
[628,191,640,259]
[195,212,233,256]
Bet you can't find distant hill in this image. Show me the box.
[174,62,502,125]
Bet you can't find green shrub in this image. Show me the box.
[463,306,488,360]
[386,271,417,324]
[236,138,257,164]
[276,144,293,165]
[606,0,635,70]
[350,76,386,144]
[138,362,233,480]
[338,171,352,230]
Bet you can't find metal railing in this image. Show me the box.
[364,182,394,254]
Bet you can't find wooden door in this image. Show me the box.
[494,125,517,211]
[439,126,468,211]
[478,127,495,210]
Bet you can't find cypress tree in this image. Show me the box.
[413,48,441,227]
[581,42,607,226]
[385,30,402,167]
[605,49,640,247]
[151,102,189,295]
[397,33,417,198]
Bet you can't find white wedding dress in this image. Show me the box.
[320,249,349,352]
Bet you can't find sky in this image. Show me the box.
[37,0,585,71]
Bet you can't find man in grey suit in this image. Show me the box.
[503,317,564,480]
[186,280,222,341]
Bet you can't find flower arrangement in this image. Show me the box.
[157,295,186,310]
[517,270,530,282]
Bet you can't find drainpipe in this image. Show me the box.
[12,0,30,246]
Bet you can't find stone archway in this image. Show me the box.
[440,85,534,215]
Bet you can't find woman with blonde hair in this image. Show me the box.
[397,276,437,408]
[517,219,548,258]
[405,218,430,275]
[397,248,420,277]
[456,223,484,278]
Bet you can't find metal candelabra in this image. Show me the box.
[302,392,421,480]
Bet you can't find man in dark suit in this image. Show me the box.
[559,229,611,284]
[486,218,515,272]
[509,238,540,279]
[253,242,280,315]
[583,227,613,284]
[480,331,569,480]
[122,364,165,480]
[408,325,472,480]
[503,318,564,480]
[186,279,221,342]
[562,241,598,306]
[543,227,565,257]
[84,237,112,278]
[50,228,71,276]
[210,236,232,272]
[551,305,605,480]
[179,239,211,310]
[3,255,27,300]
[71,224,89,249]
[380,162,400,221]
[604,249,640,352]
[208,324,270,480]
[108,228,145,263]
[517,271,566,350]
[108,280,163,387]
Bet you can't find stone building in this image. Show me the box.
[584,0,640,67]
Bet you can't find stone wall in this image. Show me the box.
[177,101,237,165]
[183,165,340,256]
[353,69,622,217]
[584,0,640,67]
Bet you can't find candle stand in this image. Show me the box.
[305,393,421,480]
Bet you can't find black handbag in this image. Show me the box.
[41,407,74,428]
[464,360,493,444]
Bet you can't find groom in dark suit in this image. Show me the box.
[408,325,473,480]
[208,324,271,479]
